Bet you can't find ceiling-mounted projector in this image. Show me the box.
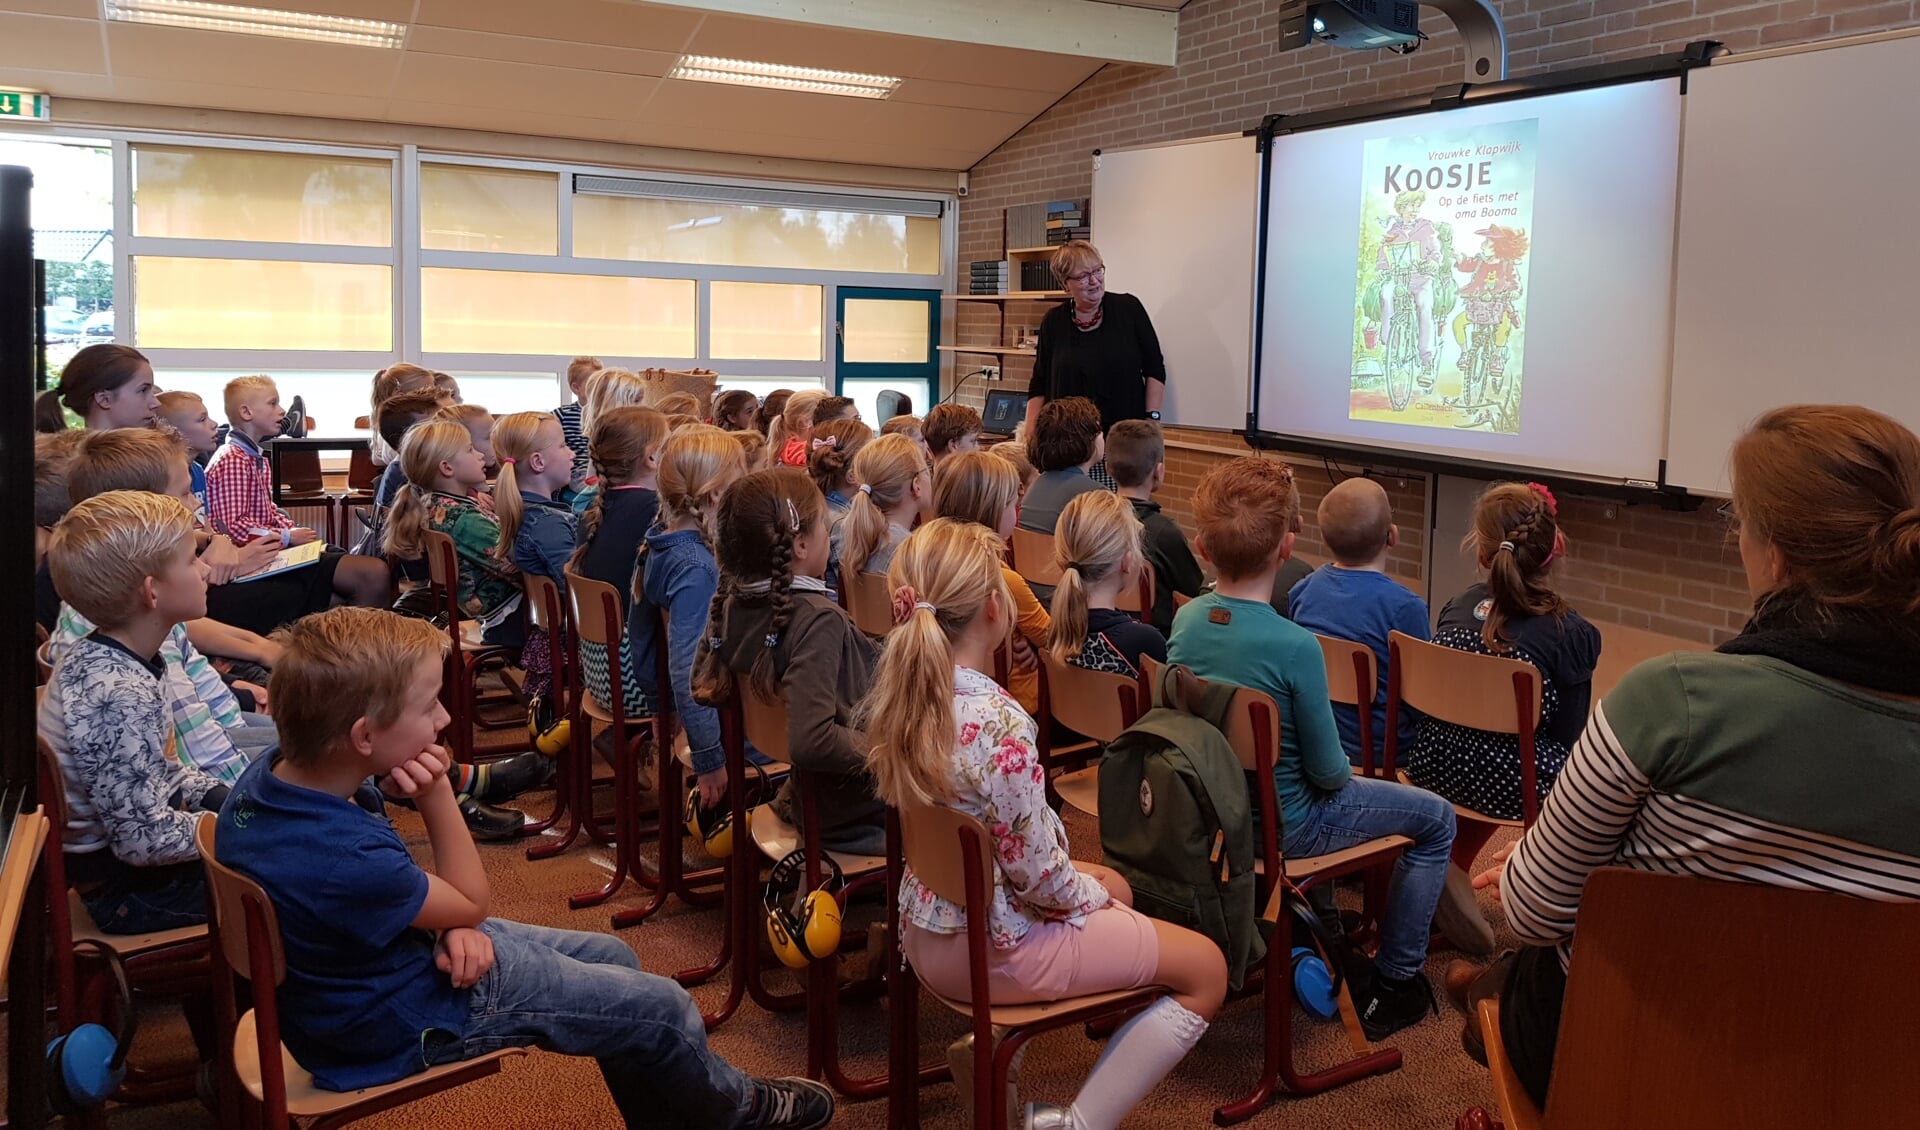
[1279,1,1422,53]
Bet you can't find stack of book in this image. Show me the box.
[1020,260,1056,292]
[1047,199,1090,245]
[1006,202,1048,251]
[969,259,1010,295]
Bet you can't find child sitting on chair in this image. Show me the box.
[864,518,1224,1130]
[214,607,835,1129]
[1046,490,1164,680]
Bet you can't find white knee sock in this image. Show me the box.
[1066,997,1209,1130]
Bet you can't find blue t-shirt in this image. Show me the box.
[216,756,466,1092]
[1167,592,1352,833]
[1287,565,1431,765]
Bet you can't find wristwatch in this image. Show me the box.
[1147,411,1162,421]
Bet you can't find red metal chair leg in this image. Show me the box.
[568,716,640,909]
[1451,819,1500,872]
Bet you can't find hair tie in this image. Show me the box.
[1497,540,1516,554]
[1526,481,1559,516]
[1063,560,1086,573]
[891,584,931,625]
[858,483,873,496]
[915,601,937,613]
[499,456,515,465]
[812,436,838,450]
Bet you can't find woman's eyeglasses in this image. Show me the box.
[1065,266,1106,284]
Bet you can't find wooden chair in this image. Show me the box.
[1112,562,1156,617]
[560,567,671,922]
[514,572,571,844]
[271,446,337,545]
[1034,650,1146,817]
[1138,658,1411,1125]
[1383,629,1543,870]
[423,531,527,769]
[894,804,1164,1130]
[1008,527,1061,587]
[1315,634,1379,774]
[1472,868,1920,1130]
[845,570,895,639]
[37,740,209,1119]
[194,822,525,1129]
[737,683,904,1097]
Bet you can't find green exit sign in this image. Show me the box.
[0,91,50,121]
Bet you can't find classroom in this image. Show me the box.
[2,1,1918,1127]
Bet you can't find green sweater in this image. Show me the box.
[1167,592,1351,832]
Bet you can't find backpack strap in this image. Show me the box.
[1153,662,1242,731]
[1263,879,1370,1055]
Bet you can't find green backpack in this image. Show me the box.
[1098,663,1268,990]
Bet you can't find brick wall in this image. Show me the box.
[958,0,1914,644]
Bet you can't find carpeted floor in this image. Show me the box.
[95,782,1515,1130]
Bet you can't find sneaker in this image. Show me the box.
[1358,970,1438,1042]
[474,751,556,804]
[458,795,527,842]
[1026,1102,1077,1129]
[746,1077,833,1130]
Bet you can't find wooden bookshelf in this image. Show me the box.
[937,345,1037,357]
[945,291,1066,301]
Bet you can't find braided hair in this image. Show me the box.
[1467,481,1566,652]
[567,405,668,573]
[695,467,824,702]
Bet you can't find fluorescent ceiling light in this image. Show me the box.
[669,54,901,100]
[104,0,407,49]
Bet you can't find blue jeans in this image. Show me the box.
[229,712,280,763]
[423,919,753,1129]
[1283,775,1455,981]
[80,860,208,935]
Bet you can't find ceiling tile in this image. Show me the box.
[683,14,934,77]
[391,53,659,121]
[629,117,978,171]
[889,77,1061,115]
[405,26,680,77]
[108,76,389,121]
[0,68,116,101]
[252,0,417,19]
[5,0,98,17]
[411,0,704,54]
[901,42,1103,90]
[637,79,884,141]
[0,13,106,74]
[385,99,630,144]
[107,23,404,95]
[856,101,1031,152]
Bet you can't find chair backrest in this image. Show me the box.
[897,803,995,908]
[279,448,324,494]
[1387,629,1541,732]
[346,445,378,492]
[561,567,622,647]
[523,571,563,636]
[740,683,791,764]
[1138,656,1281,777]
[1113,563,1156,616]
[1173,591,1193,613]
[421,530,468,654]
[1543,868,1920,1129]
[1009,527,1062,586]
[846,571,894,638]
[194,819,286,988]
[1038,651,1144,744]
[353,415,371,430]
[1317,632,1378,771]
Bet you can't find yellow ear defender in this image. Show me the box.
[763,850,844,969]
[684,761,771,860]
[527,694,571,757]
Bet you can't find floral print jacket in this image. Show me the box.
[425,491,520,625]
[900,665,1110,950]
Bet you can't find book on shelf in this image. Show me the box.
[1045,199,1083,214]
[1021,261,1055,292]
[1047,227,1092,245]
[1006,202,1048,252]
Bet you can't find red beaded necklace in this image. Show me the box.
[1071,300,1104,332]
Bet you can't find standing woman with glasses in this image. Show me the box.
[1025,240,1167,489]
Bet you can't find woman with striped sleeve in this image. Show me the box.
[1464,404,1920,1109]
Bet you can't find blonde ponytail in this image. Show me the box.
[1046,490,1143,663]
[859,519,1010,808]
[382,419,470,559]
[845,434,926,574]
[489,411,552,563]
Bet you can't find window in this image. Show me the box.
[421,165,557,255]
[420,268,696,357]
[842,297,931,363]
[574,195,939,274]
[2,136,115,388]
[133,145,391,246]
[710,281,822,361]
[152,369,386,444]
[841,378,930,430]
[133,258,392,351]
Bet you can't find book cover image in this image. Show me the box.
[1349,117,1537,434]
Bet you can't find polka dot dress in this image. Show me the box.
[1404,622,1572,821]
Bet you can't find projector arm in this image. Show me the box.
[1424,0,1507,82]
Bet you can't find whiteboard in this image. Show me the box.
[1667,31,1920,494]
[1092,134,1259,432]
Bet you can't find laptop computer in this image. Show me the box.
[981,389,1029,438]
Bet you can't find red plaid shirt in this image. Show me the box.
[204,432,293,540]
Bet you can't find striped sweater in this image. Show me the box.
[1503,651,1920,967]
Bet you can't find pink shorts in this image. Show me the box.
[903,902,1161,1005]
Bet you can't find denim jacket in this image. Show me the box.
[637,528,724,775]
[511,491,578,587]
